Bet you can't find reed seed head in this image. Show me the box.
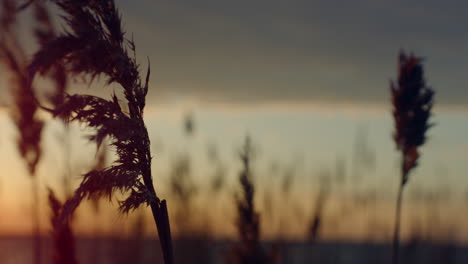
[391,51,434,184]
[28,0,157,220]
[0,0,46,176]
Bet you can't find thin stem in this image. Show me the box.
[63,125,72,198]
[392,156,407,264]
[32,175,42,264]
[392,183,403,264]
[138,121,173,264]
[149,200,173,264]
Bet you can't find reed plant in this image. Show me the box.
[0,1,65,263]
[390,51,434,264]
[229,136,278,264]
[27,0,173,263]
[48,189,78,264]
[90,144,107,264]
[169,153,196,234]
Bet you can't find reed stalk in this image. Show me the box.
[27,1,174,263]
[390,51,434,264]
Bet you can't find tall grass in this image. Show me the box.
[229,136,278,264]
[308,184,328,243]
[169,114,198,235]
[48,189,78,264]
[27,1,173,263]
[0,1,65,263]
[169,154,196,234]
[390,51,434,264]
[90,144,108,264]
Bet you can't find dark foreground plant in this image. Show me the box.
[28,1,173,263]
[390,51,434,264]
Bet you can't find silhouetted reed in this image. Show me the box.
[183,111,195,137]
[169,154,197,233]
[48,189,78,264]
[352,125,376,180]
[27,1,173,263]
[229,136,277,264]
[308,171,330,243]
[308,188,328,243]
[90,144,107,264]
[0,1,63,263]
[206,143,226,194]
[90,143,108,213]
[390,51,434,264]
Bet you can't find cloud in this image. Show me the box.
[6,0,468,108]
[148,0,468,106]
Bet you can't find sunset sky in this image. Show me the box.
[1,0,468,242]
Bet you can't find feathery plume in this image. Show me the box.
[390,51,434,264]
[1,0,43,176]
[391,52,434,185]
[28,1,173,263]
[0,2,61,264]
[229,136,277,264]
